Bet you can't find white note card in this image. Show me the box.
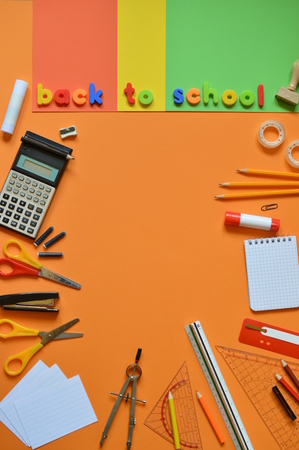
[7,364,66,446]
[0,360,48,444]
[244,235,299,311]
[14,375,98,449]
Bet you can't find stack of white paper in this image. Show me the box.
[0,361,98,449]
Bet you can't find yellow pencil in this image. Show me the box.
[168,391,180,449]
[220,181,299,187]
[237,168,299,178]
[215,189,299,199]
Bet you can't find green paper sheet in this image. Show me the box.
[165,0,299,112]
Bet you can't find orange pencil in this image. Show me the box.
[236,168,299,178]
[220,181,299,187]
[196,391,225,444]
[214,189,299,199]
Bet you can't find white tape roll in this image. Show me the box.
[257,120,285,148]
[285,140,299,168]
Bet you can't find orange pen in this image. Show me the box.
[196,391,225,444]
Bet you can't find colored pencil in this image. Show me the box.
[237,168,299,178]
[196,391,225,444]
[168,391,180,449]
[220,181,299,187]
[276,374,299,402]
[281,360,299,391]
[272,386,296,420]
[215,189,299,199]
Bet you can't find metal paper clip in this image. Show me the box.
[261,203,278,211]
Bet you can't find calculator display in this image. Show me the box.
[16,155,59,183]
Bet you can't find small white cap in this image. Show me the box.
[1,123,14,134]
[13,79,28,97]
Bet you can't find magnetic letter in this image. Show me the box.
[73,89,87,106]
[186,88,200,105]
[124,83,135,105]
[138,90,153,106]
[258,84,264,107]
[89,83,103,106]
[54,89,70,106]
[37,83,53,106]
[239,90,255,107]
[173,88,184,105]
[203,82,219,105]
[222,90,237,107]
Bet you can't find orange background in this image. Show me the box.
[1,2,299,450]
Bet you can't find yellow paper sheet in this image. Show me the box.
[117,0,166,111]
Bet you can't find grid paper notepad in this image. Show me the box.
[244,235,299,311]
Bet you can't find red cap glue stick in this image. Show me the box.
[225,211,280,231]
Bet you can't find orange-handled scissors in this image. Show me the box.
[0,239,81,289]
[0,318,83,376]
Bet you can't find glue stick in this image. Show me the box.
[1,79,28,135]
[225,211,280,231]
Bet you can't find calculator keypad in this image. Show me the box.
[0,170,55,238]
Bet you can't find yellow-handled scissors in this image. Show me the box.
[0,318,83,376]
[0,239,81,289]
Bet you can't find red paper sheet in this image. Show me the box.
[32,0,117,112]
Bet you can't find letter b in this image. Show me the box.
[37,83,53,106]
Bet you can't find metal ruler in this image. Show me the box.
[185,321,254,450]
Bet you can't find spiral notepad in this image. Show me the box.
[244,235,299,311]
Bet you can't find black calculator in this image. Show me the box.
[0,131,73,238]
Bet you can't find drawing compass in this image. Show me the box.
[100,348,145,449]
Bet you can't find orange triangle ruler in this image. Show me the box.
[144,361,203,449]
[217,346,299,450]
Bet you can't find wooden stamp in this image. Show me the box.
[276,59,299,106]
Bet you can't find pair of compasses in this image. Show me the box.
[100,348,145,449]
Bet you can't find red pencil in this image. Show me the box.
[281,360,299,391]
[275,374,299,402]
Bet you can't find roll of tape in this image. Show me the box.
[257,120,285,148]
[285,140,299,168]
